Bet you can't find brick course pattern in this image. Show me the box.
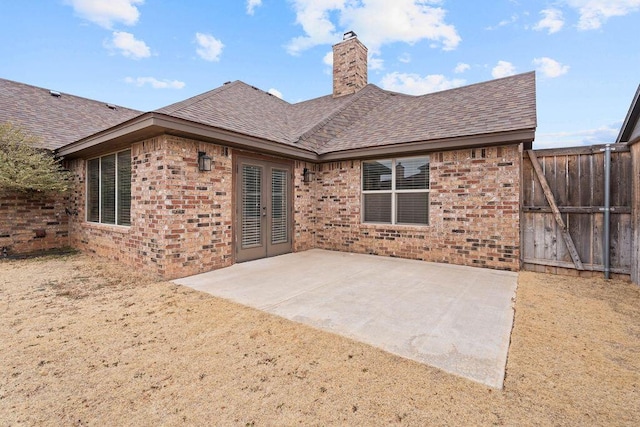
[311,146,522,271]
[293,161,318,252]
[332,35,368,98]
[59,140,520,278]
[0,190,69,255]
[67,135,233,279]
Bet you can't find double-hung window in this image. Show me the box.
[86,150,131,226]
[362,156,430,225]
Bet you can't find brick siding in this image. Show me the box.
[293,161,318,252]
[66,135,233,279]
[310,146,521,271]
[1,144,525,273]
[36,139,522,278]
[0,190,69,256]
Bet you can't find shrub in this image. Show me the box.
[0,122,72,193]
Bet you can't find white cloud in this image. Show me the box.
[106,31,150,59]
[369,55,384,70]
[492,61,516,78]
[535,124,621,148]
[324,47,383,70]
[322,51,333,75]
[124,77,185,89]
[66,0,144,29]
[322,51,333,67]
[454,62,470,73]
[195,33,224,62]
[268,88,283,99]
[533,8,565,34]
[286,0,460,55]
[398,53,411,63]
[533,57,570,78]
[567,0,640,30]
[380,72,465,95]
[485,14,519,30]
[247,0,262,15]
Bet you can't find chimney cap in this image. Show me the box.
[343,31,357,40]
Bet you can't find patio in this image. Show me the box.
[173,249,518,388]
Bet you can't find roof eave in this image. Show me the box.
[56,112,535,162]
[56,113,318,161]
[316,129,536,161]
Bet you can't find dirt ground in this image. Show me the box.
[1,254,639,426]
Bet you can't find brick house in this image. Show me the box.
[0,79,140,255]
[1,33,536,279]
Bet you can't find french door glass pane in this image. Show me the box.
[271,169,287,244]
[363,193,391,223]
[242,165,262,248]
[100,154,116,224]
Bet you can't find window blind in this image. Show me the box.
[117,150,131,226]
[362,156,429,225]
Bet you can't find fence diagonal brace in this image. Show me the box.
[527,150,585,270]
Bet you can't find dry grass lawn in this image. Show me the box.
[1,254,639,426]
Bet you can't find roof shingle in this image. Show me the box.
[0,78,141,150]
[2,72,536,156]
[317,72,537,154]
[153,72,536,154]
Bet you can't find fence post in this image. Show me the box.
[601,144,612,280]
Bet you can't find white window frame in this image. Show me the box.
[361,156,430,225]
[86,149,131,226]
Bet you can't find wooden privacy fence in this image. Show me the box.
[521,143,633,277]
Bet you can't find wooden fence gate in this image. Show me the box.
[521,143,633,277]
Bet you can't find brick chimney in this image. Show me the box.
[332,31,368,98]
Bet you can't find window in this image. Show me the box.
[86,150,131,226]
[362,156,429,225]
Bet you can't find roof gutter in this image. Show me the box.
[56,113,535,163]
[317,129,536,161]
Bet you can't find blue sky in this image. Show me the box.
[0,0,638,149]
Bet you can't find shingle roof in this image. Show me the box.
[0,78,141,150]
[153,72,536,155]
[2,72,536,157]
[156,81,293,144]
[315,72,537,154]
[155,80,358,147]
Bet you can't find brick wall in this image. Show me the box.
[0,190,69,255]
[67,135,233,279]
[293,161,317,252]
[312,145,522,271]
[62,139,521,278]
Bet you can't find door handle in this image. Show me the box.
[262,206,267,217]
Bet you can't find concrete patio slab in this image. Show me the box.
[173,249,518,388]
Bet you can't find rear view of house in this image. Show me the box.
[1,33,537,279]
